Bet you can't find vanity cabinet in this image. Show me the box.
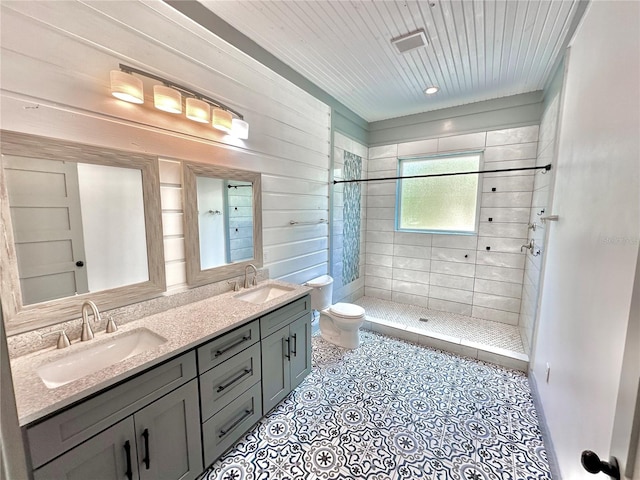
[27,353,203,480]
[197,320,263,466]
[261,296,312,413]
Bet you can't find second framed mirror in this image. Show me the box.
[182,161,262,287]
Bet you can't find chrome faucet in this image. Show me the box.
[80,300,102,341]
[244,264,258,288]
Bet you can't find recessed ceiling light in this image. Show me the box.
[424,86,439,95]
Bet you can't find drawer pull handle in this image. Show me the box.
[283,336,290,360]
[124,440,133,480]
[291,333,297,357]
[142,428,150,469]
[214,334,251,357]
[217,368,252,393]
[219,409,254,438]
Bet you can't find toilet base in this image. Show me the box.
[319,314,362,349]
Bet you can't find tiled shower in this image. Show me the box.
[331,121,556,357]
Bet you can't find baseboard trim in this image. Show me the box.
[529,370,563,480]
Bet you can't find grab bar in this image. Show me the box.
[289,219,328,225]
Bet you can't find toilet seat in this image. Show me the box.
[328,302,365,319]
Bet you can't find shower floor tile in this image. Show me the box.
[354,296,526,355]
[200,332,551,480]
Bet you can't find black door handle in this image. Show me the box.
[142,428,150,469]
[581,450,620,479]
[123,440,133,480]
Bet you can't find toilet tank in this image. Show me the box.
[306,275,333,311]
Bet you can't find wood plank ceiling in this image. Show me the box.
[199,0,583,122]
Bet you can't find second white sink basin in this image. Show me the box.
[36,328,167,389]
[235,284,294,304]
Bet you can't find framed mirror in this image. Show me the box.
[182,161,262,287]
[0,131,166,335]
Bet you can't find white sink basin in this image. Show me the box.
[235,284,294,304]
[36,329,167,389]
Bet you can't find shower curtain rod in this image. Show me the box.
[333,163,552,184]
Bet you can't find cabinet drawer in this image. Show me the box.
[199,343,262,422]
[260,295,311,339]
[197,320,259,374]
[27,351,197,469]
[202,382,262,466]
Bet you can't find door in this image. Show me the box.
[261,325,290,413]
[3,155,88,305]
[32,418,138,480]
[289,314,312,391]
[608,246,640,480]
[134,380,202,480]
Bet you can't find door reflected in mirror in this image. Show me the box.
[4,158,148,306]
[183,162,262,287]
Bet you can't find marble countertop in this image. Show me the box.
[10,280,311,426]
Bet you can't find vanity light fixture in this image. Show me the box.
[109,64,249,139]
[424,86,440,95]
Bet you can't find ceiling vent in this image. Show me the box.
[391,29,428,54]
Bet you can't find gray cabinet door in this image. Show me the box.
[33,418,138,480]
[135,379,203,480]
[261,325,291,413]
[289,314,312,391]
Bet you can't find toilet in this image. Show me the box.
[305,275,365,349]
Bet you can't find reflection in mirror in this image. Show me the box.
[197,179,253,270]
[0,131,166,335]
[4,159,148,305]
[183,162,262,287]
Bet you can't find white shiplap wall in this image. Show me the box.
[0,1,331,295]
[332,132,368,303]
[365,126,539,325]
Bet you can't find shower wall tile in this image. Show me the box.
[473,292,521,313]
[430,285,474,304]
[365,286,392,301]
[394,231,432,246]
[368,144,398,159]
[397,138,438,157]
[430,260,476,277]
[484,142,538,162]
[472,306,519,325]
[431,247,476,263]
[431,234,478,249]
[429,298,473,316]
[366,230,394,244]
[365,263,392,276]
[474,278,523,298]
[438,132,486,152]
[430,272,475,291]
[478,222,529,238]
[393,244,431,259]
[486,125,539,146]
[365,275,392,290]
[475,265,524,284]
[368,157,397,172]
[367,207,395,220]
[392,291,429,308]
[366,242,394,255]
[366,182,397,196]
[366,253,393,267]
[481,175,534,192]
[393,267,429,285]
[479,207,530,223]
[393,256,430,272]
[392,279,429,297]
[366,219,394,232]
[481,191,533,208]
[477,237,527,254]
[476,251,525,269]
[367,195,395,208]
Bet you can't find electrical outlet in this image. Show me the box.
[545,363,551,383]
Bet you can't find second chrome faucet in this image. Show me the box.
[244,264,258,288]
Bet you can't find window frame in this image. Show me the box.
[395,151,484,235]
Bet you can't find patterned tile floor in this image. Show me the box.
[200,331,550,480]
[354,297,526,355]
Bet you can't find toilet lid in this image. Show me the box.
[329,302,365,319]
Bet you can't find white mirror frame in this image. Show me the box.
[0,131,166,335]
[182,161,263,287]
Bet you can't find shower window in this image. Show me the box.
[396,152,482,234]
